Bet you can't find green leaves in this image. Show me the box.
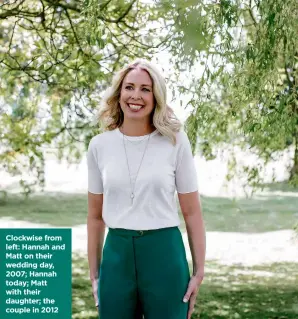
[0,0,297,194]
[173,0,298,188]
[218,0,240,27]
[0,0,167,193]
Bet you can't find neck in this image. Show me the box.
[119,121,156,137]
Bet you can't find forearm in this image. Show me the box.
[87,217,106,280]
[184,212,206,278]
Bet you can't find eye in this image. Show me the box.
[125,85,133,90]
[143,88,150,92]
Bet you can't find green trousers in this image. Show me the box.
[98,226,190,319]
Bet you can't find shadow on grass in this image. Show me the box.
[0,190,297,233]
[72,254,298,319]
[72,253,99,319]
[255,181,298,193]
[191,193,298,233]
[0,192,88,226]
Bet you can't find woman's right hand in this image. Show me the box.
[91,278,99,309]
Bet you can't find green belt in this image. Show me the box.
[108,226,178,237]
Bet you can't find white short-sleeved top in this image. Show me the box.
[87,127,198,230]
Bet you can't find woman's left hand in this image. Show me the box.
[183,272,204,319]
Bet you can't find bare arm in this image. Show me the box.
[87,192,105,281]
[178,191,206,278]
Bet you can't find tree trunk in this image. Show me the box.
[287,60,297,185]
[289,130,298,184]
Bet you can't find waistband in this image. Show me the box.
[108,226,178,237]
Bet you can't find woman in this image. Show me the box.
[87,59,206,319]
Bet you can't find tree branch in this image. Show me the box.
[44,0,136,24]
[0,7,42,19]
[44,0,80,13]
[248,0,257,26]
[113,0,136,23]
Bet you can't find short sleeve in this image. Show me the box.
[175,132,199,194]
[87,138,103,194]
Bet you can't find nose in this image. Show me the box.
[131,90,141,100]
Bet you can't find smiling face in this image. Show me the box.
[119,67,155,121]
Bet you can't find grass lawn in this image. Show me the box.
[0,193,88,226]
[72,254,298,319]
[1,185,297,318]
[0,190,297,233]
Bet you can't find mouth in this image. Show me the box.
[127,103,144,112]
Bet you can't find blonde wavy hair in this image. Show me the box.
[96,58,182,145]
